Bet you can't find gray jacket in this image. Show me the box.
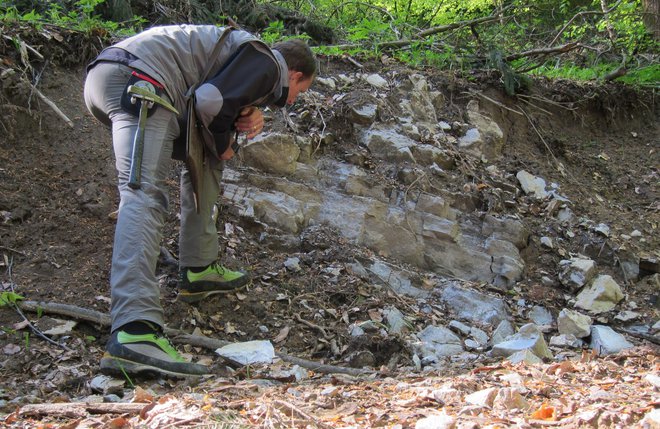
[93,25,289,151]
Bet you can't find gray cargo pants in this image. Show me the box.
[84,62,223,331]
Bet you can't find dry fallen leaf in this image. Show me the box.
[273,325,290,343]
[530,402,556,420]
[547,360,577,376]
[133,385,155,403]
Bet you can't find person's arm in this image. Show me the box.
[194,43,279,155]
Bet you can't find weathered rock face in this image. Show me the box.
[224,74,529,287]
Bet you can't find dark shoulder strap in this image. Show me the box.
[187,27,235,96]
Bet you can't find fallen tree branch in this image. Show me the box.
[17,300,376,377]
[31,84,74,128]
[19,402,146,418]
[504,42,580,62]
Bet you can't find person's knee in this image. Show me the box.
[119,184,169,213]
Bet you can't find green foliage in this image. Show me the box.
[619,64,660,87]
[394,40,460,69]
[347,18,394,45]
[530,61,660,86]
[532,63,608,81]
[260,20,286,44]
[0,291,24,307]
[0,0,143,35]
[2,0,656,89]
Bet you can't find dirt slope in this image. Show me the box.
[1,26,659,427]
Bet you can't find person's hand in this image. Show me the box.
[234,106,263,139]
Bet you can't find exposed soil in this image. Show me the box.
[0,26,658,427]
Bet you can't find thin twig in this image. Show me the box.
[294,313,332,340]
[518,106,566,178]
[281,107,299,133]
[5,259,72,351]
[344,56,364,69]
[272,399,334,429]
[518,97,554,116]
[469,90,524,116]
[516,94,578,111]
[0,245,26,255]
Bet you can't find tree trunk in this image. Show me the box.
[643,0,660,40]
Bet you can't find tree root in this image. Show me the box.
[17,300,376,377]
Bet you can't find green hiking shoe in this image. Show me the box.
[178,262,250,303]
[100,330,209,378]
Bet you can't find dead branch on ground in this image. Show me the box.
[504,42,581,62]
[17,300,376,377]
[19,402,146,418]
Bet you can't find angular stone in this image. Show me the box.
[465,387,498,407]
[448,320,471,335]
[396,74,438,128]
[590,325,634,355]
[470,327,489,347]
[492,323,553,360]
[360,128,417,163]
[365,73,388,89]
[558,257,597,292]
[463,100,504,161]
[557,308,592,338]
[491,320,515,345]
[415,412,456,429]
[431,385,463,404]
[242,133,300,175]
[493,388,529,410]
[485,237,525,287]
[439,284,510,326]
[422,214,460,242]
[640,409,660,429]
[507,349,543,365]
[251,192,305,234]
[550,333,584,348]
[411,145,454,169]
[575,275,624,314]
[416,325,464,360]
[416,193,452,219]
[383,306,409,335]
[516,170,548,199]
[482,215,529,250]
[90,375,124,396]
[528,305,553,326]
[216,340,275,365]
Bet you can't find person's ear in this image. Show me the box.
[289,71,304,83]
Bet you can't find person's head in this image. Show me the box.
[272,39,317,104]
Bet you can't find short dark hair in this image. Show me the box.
[272,39,317,80]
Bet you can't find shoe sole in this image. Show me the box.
[177,282,248,304]
[100,355,205,379]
